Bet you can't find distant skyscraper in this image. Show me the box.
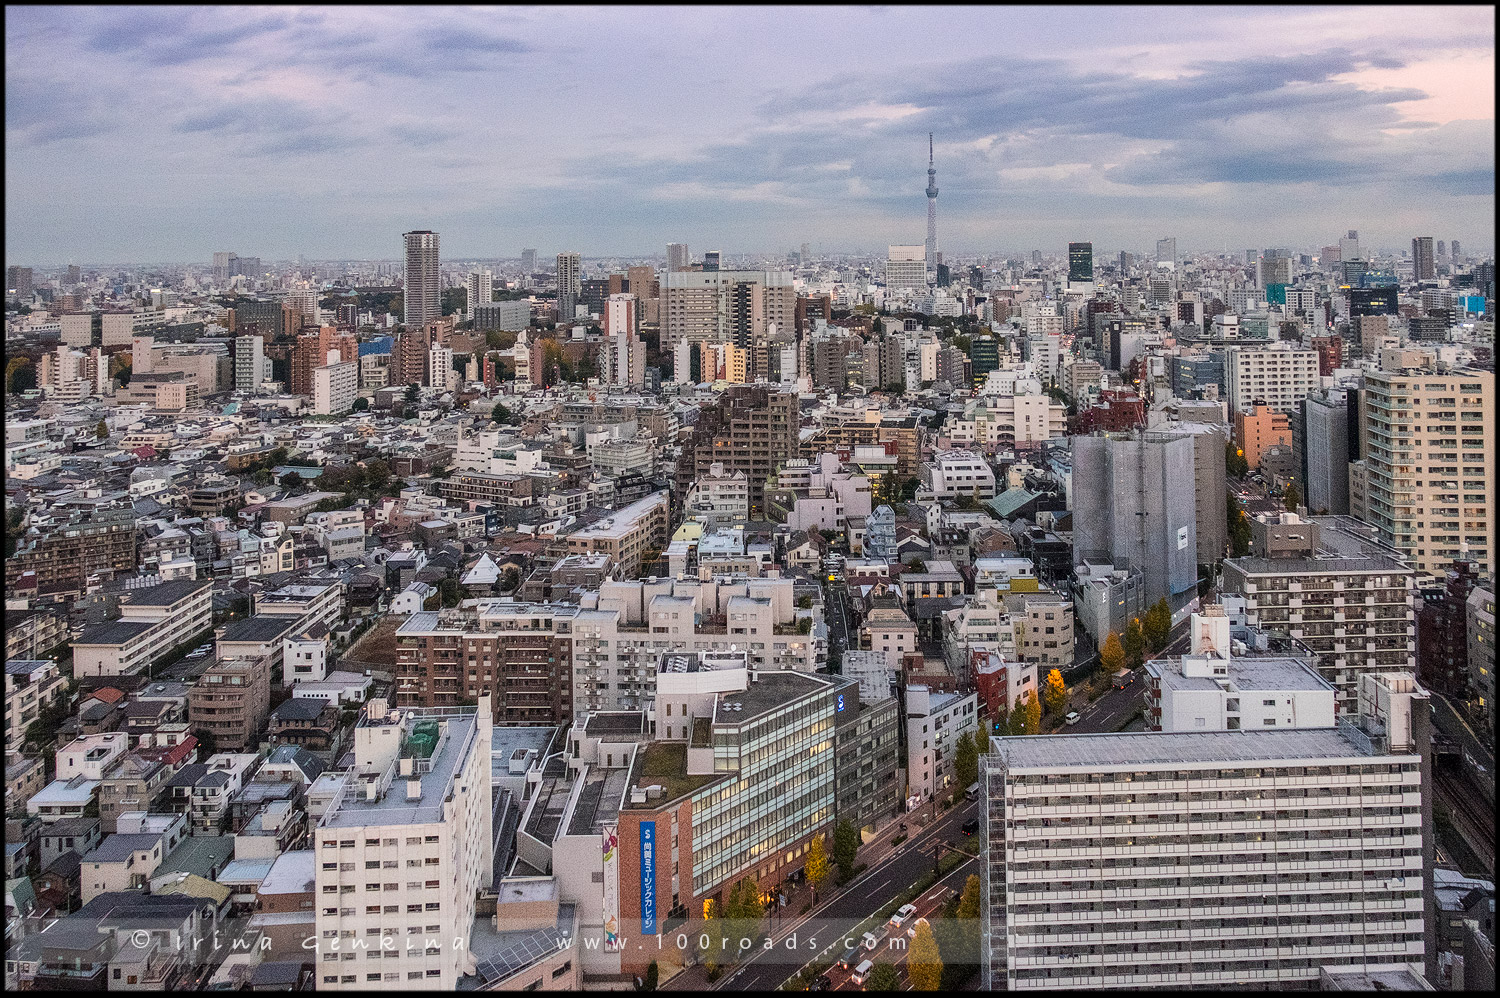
[1339,230,1360,265]
[520,248,537,273]
[886,246,928,293]
[702,250,721,273]
[1245,249,1258,265]
[465,270,493,317]
[403,230,441,327]
[1067,242,1093,282]
[7,266,34,297]
[556,252,581,323]
[925,133,939,276]
[1155,237,1177,267]
[1031,250,1042,267]
[1436,240,1446,261]
[667,243,689,273]
[1412,236,1435,280]
[1450,239,1461,261]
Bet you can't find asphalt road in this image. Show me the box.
[715,801,979,991]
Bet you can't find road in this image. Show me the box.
[1055,615,1190,736]
[1429,691,1495,794]
[712,801,978,991]
[823,571,854,665]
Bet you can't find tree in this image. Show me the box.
[95,419,108,439]
[1100,630,1126,676]
[1042,668,1068,716]
[974,724,988,754]
[907,919,944,991]
[866,962,902,991]
[796,594,813,610]
[1144,597,1172,651]
[1008,691,1031,735]
[404,382,420,404]
[697,899,721,972]
[365,459,391,492]
[1227,493,1251,557]
[904,558,927,573]
[1282,481,1302,512]
[953,732,978,792]
[833,819,860,882]
[6,355,34,394]
[351,396,369,412]
[278,471,303,492]
[804,834,829,901]
[491,401,513,425]
[864,960,894,990]
[1023,691,1041,734]
[641,959,658,991]
[1225,440,1249,479]
[956,873,981,920]
[1124,617,1145,668]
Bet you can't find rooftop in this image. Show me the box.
[118,577,210,606]
[623,741,724,810]
[716,671,828,723]
[74,619,154,646]
[84,833,162,863]
[1149,655,1334,695]
[219,614,300,644]
[324,707,482,828]
[462,900,577,991]
[992,725,1393,772]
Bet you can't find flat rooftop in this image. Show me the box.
[583,711,650,739]
[323,708,482,828]
[490,726,555,784]
[75,619,155,646]
[462,900,576,991]
[119,577,210,606]
[716,671,827,723]
[1150,655,1334,695]
[992,725,1392,771]
[622,741,724,810]
[566,766,629,837]
[219,614,300,644]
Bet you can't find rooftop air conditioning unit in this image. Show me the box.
[646,784,664,800]
[406,779,422,801]
[630,787,647,805]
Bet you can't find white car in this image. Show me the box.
[1065,711,1081,726]
[861,930,881,951]
[889,903,917,929]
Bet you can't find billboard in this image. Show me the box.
[639,821,657,936]
[601,824,619,951]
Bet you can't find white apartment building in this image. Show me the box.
[56,731,131,782]
[904,684,979,804]
[1225,341,1320,415]
[982,672,1430,990]
[313,357,358,415]
[73,579,213,678]
[253,581,345,633]
[683,462,749,528]
[1360,367,1493,576]
[886,246,928,293]
[919,449,997,500]
[1144,608,1338,732]
[234,334,267,392]
[946,396,1067,452]
[313,696,492,992]
[284,625,331,685]
[427,345,453,391]
[464,270,493,318]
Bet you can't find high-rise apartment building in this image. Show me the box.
[1468,586,1495,739]
[1222,513,1414,711]
[402,231,441,328]
[5,501,136,597]
[1071,431,1199,608]
[1411,236,1436,281]
[313,355,358,415]
[676,385,799,518]
[981,672,1431,990]
[464,270,492,318]
[701,250,720,272]
[599,294,645,388]
[1360,367,1493,576]
[1067,241,1093,282]
[1225,341,1320,415]
[1338,230,1360,265]
[313,696,492,992]
[661,270,794,351]
[555,252,581,323]
[233,334,266,392]
[520,248,536,273]
[885,245,927,292]
[8,265,34,297]
[1302,387,1352,514]
[666,243,689,273]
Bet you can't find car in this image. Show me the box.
[906,916,930,939]
[962,818,979,836]
[1112,668,1134,690]
[837,947,861,970]
[1065,710,1081,726]
[890,903,917,929]
[861,930,881,951]
[850,960,874,986]
[807,974,832,991]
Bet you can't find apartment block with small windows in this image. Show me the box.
[1225,341,1320,415]
[919,449,997,500]
[312,696,491,992]
[905,684,979,805]
[982,672,1432,991]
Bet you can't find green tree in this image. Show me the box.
[404,382,420,405]
[1225,440,1249,479]
[365,459,391,492]
[796,594,813,609]
[1282,481,1302,512]
[278,471,303,492]
[908,919,944,990]
[6,356,35,394]
[866,962,902,991]
[1227,493,1251,557]
[491,401,513,425]
[1041,668,1068,715]
[697,898,721,972]
[904,558,927,573]
[974,724,989,754]
[1100,630,1126,676]
[1144,597,1172,651]
[1124,618,1145,668]
[95,419,108,439]
[832,819,860,882]
[351,396,369,412]
[992,696,1010,737]
[953,732,978,792]
[1008,691,1032,735]
[804,834,830,901]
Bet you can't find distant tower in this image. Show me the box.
[925,133,939,279]
[403,231,441,327]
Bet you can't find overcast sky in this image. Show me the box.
[6,5,1494,265]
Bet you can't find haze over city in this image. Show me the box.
[5,4,1495,262]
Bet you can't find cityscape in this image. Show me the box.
[3,4,1496,994]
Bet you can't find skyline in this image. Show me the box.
[5,5,1496,262]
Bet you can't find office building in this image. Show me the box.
[472,299,530,332]
[555,252,581,322]
[833,684,901,832]
[1067,241,1093,282]
[402,231,441,328]
[1416,561,1481,699]
[661,269,794,351]
[981,673,1431,990]
[1412,237,1436,281]
[1155,237,1177,267]
[520,248,537,273]
[1225,341,1320,415]
[313,696,492,991]
[970,334,999,386]
[1361,367,1493,576]
[666,243,689,272]
[886,245,928,292]
[464,270,493,318]
[1071,431,1198,608]
[1467,586,1494,739]
[312,355,358,415]
[1221,513,1414,711]
[564,491,670,577]
[1234,402,1290,471]
[1302,388,1352,514]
